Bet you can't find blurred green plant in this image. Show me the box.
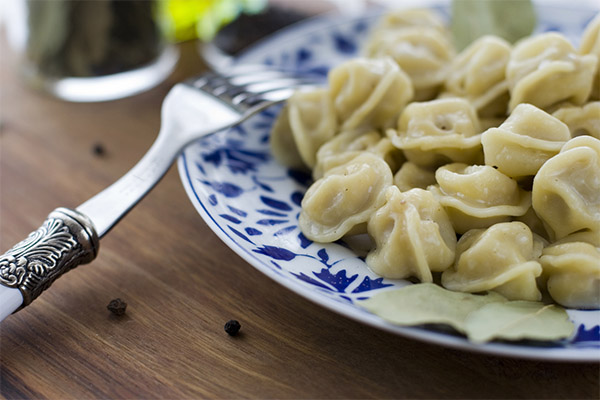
[451,0,536,50]
[159,0,267,42]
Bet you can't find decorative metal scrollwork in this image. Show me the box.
[0,208,99,308]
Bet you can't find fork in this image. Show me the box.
[0,64,325,321]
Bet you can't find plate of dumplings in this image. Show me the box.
[178,0,600,360]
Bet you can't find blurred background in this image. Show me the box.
[0,0,358,102]
[1,0,595,102]
[1,0,449,102]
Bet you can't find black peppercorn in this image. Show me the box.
[224,319,241,336]
[92,142,106,157]
[107,298,127,316]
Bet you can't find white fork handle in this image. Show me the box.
[0,287,23,321]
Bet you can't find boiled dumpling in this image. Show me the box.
[429,163,530,234]
[365,137,405,174]
[363,9,454,101]
[329,57,413,131]
[442,222,544,301]
[532,136,600,240]
[269,103,305,169]
[388,97,483,168]
[513,206,551,241]
[552,101,600,139]
[288,88,337,168]
[269,88,336,169]
[540,235,600,309]
[299,152,393,242]
[444,35,511,118]
[313,130,381,180]
[366,186,456,282]
[579,13,600,100]
[365,8,448,38]
[393,162,436,191]
[477,116,507,132]
[553,230,600,248]
[313,130,404,180]
[481,103,571,178]
[506,32,597,111]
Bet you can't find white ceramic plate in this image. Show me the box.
[178,1,600,361]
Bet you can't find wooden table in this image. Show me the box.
[1,12,599,400]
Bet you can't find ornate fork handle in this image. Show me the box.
[0,208,99,308]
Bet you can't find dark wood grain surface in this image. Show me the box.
[1,13,599,400]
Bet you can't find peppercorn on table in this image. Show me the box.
[1,4,599,399]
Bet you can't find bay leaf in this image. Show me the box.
[451,0,536,50]
[464,301,575,343]
[358,283,506,333]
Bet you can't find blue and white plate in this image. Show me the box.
[178,1,600,361]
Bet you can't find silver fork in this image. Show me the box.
[0,65,324,320]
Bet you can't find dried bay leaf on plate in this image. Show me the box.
[358,283,507,334]
[463,301,575,343]
[359,283,575,343]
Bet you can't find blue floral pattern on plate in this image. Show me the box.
[178,1,600,361]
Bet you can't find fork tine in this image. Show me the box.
[187,70,297,90]
[243,77,323,93]
[185,64,327,113]
[202,75,321,102]
[187,63,325,90]
[229,71,296,86]
[220,63,298,77]
[222,64,324,84]
[250,88,301,103]
[220,64,274,76]
[234,80,323,108]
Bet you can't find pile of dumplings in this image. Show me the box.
[270,9,600,309]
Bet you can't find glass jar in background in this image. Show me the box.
[4,0,179,102]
